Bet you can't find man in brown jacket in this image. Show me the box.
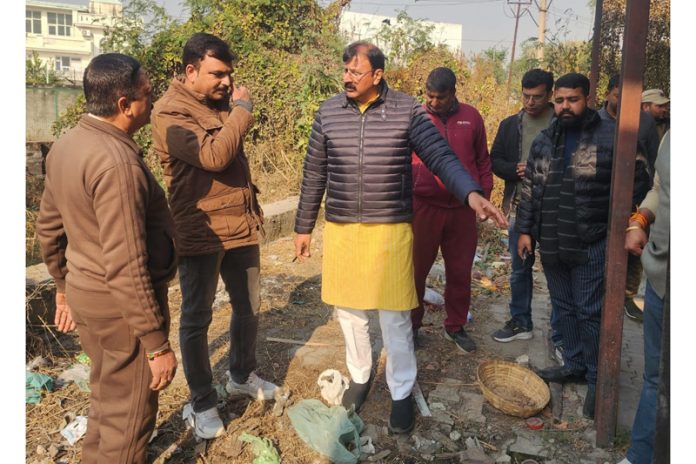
[37,53,177,464]
[151,33,278,440]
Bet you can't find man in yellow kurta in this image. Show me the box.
[294,42,507,434]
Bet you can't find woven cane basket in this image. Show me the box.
[477,360,550,418]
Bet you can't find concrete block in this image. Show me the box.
[457,391,486,424]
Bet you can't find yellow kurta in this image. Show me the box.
[321,222,418,310]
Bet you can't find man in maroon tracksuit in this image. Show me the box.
[411,67,493,353]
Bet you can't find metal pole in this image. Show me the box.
[588,0,604,108]
[594,0,651,448]
[506,2,524,93]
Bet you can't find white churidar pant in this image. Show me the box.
[335,307,416,401]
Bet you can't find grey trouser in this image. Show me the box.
[179,245,261,412]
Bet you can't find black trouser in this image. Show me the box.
[178,245,260,412]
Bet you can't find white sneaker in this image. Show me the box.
[182,403,224,440]
[617,459,632,464]
[225,371,279,401]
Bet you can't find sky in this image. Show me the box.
[322,0,595,56]
[46,0,595,57]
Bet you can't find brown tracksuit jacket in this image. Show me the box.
[37,115,177,352]
[151,77,262,256]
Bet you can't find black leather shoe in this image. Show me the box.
[583,384,596,420]
[388,395,415,434]
[342,377,372,413]
[537,365,586,384]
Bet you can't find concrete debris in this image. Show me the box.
[449,430,462,441]
[412,434,438,454]
[429,402,446,411]
[457,391,486,423]
[431,409,454,425]
[508,434,552,459]
[428,430,459,452]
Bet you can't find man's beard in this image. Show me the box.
[558,109,585,128]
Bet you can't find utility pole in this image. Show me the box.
[506,0,532,93]
[589,0,604,108]
[535,0,550,61]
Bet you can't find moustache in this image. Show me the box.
[559,110,575,117]
[344,84,356,92]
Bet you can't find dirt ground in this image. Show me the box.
[26,222,628,463]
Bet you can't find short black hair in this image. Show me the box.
[522,68,554,92]
[607,73,620,91]
[426,67,457,93]
[555,72,590,97]
[342,41,385,71]
[83,53,142,117]
[182,32,235,69]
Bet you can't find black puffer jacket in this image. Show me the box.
[295,82,482,234]
[516,109,650,243]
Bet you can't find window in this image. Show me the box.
[26,10,41,34]
[55,56,71,72]
[47,12,72,36]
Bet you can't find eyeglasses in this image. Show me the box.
[522,93,548,103]
[343,68,374,83]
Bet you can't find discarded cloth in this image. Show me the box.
[288,399,364,464]
[238,432,280,464]
[26,372,54,404]
[317,369,349,406]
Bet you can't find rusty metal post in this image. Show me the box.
[588,0,603,108]
[595,0,651,448]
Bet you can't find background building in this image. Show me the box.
[339,10,463,56]
[25,0,122,84]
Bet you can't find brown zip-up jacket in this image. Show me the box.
[151,77,262,256]
[37,115,177,351]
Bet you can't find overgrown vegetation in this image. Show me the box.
[30,0,669,264]
[26,52,62,86]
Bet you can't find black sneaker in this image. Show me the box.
[341,376,373,413]
[492,319,533,342]
[583,384,596,420]
[624,298,644,323]
[444,328,476,354]
[388,395,415,434]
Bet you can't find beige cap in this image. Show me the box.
[641,89,670,105]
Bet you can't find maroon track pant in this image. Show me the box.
[411,196,478,333]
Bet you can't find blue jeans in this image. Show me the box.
[626,280,664,464]
[508,218,562,344]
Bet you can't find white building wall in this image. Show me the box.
[25,0,122,83]
[339,11,462,55]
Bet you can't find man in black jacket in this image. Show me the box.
[490,69,563,351]
[516,73,650,420]
[293,42,506,433]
